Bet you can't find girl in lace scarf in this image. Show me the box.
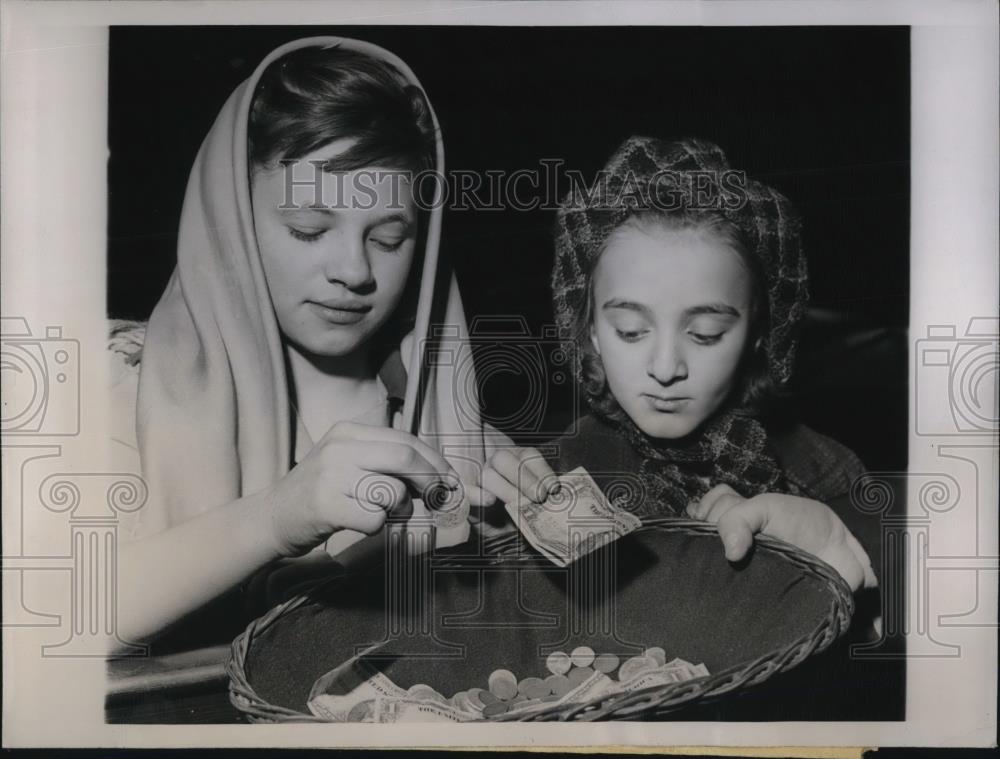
[486,137,876,592]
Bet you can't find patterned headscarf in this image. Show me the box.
[552,137,809,515]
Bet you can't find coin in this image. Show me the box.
[570,645,596,668]
[467,688,488,711]
[407,684,446,703]
[488,669,519,701]
[347,699,375,722]
[478,690,500,706]
[593,653,620,674]
[482,701,509,718]
[546,651,572,676]
[567,666,594,685]
[618,655,658,682]
[517,676,544,696]
[644,646,667,666]
[523,677,552,699]
[546,674,573,697]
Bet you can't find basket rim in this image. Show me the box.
[227,517,855,723]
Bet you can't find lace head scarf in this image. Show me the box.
[552,137,808,515]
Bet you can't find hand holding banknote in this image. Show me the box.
[483,447,639,566]
[504,466,641,566]
[482,445,562,508]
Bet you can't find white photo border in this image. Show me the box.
[2,0,997,749]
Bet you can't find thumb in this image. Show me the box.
[466,484,498,508]
[386,492,415,523]
[715,500,770,561]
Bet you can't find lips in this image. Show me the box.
[643,394,691,412]
[312,298,370,312]
[309,299,372,325]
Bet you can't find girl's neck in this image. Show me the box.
[284,341,383,442]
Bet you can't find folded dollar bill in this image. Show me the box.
[505,466,641,567]
[371,696,477,723]
[307,643,406,721]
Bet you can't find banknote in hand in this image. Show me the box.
[504,467,641,567]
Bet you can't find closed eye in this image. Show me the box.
[368,236,405,253]
[287,226,325,243]
[615,328,649,343]
[689,331,724,345]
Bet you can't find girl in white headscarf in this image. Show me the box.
[109,38,518,646]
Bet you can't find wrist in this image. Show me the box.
[247,483,340,559]
[244,486,295,560]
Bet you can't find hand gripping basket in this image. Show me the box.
[227,517,853,722]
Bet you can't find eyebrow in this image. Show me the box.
[366,212,415,231]
[602,299,650,314]
[279,207,415,230]
[684,303,742,318]
[601,299,741,318]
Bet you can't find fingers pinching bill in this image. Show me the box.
[517,448,559,501]
[487,448,555,503]
[481,465,522,508]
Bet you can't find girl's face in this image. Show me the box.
[590,221,754,440]
[252,139,417,360]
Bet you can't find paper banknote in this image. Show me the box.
[505,466,642,567]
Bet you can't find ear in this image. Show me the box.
[589,322,601,356]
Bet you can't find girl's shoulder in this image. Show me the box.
[109,318,146,362]
[107,318,149,539]
[107,318,145,460]
[770,422,866,502]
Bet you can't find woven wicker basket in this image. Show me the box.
[228,518,853,722]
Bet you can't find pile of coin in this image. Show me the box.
[394,645,708,720]
[543,644,706,686]
[423,668,567,718]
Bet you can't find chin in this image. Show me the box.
[632,413,701,441]
[292,327,373,358]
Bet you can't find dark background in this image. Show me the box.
[108,25,910,472]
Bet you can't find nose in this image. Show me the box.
[324,233,374,290]
[647,333,688,385]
